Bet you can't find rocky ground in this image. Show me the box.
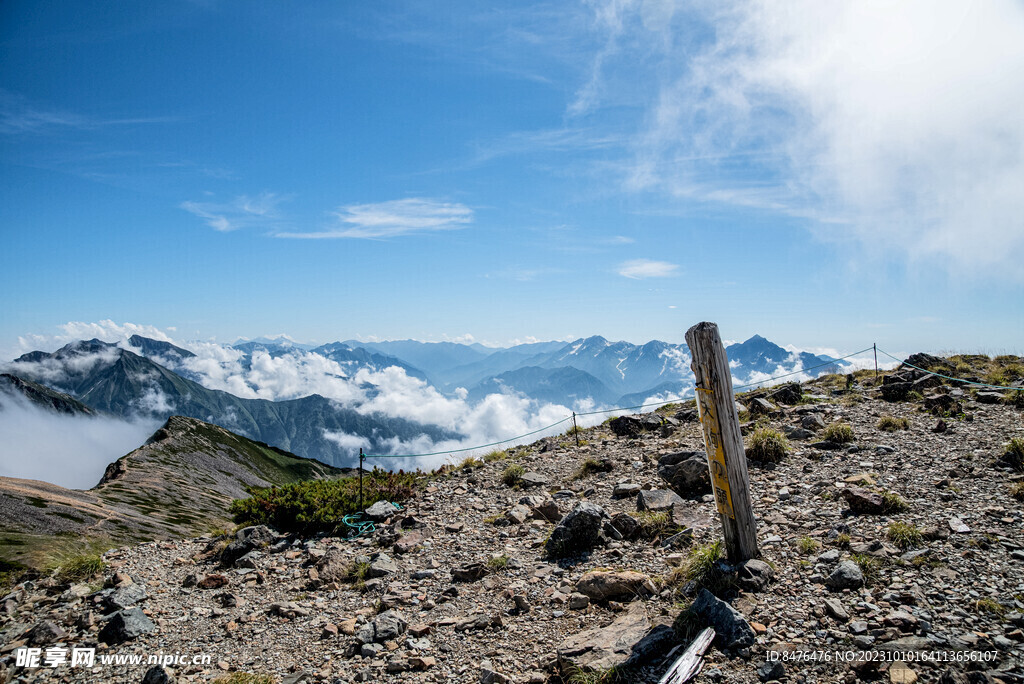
[2,358,1023,684]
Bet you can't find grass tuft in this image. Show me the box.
[886,522,922,550]
[745,428,789,463]
[974,597,1007,617]
[1009,481,1024,501]
[482,449,507,463]
[1002,438,1024,471]
[53,553,106,584]
[881,490,910,513]
[876,415,910,431]
[796,536,821,555]
[572,457,613,480]
[850,553,882,585]
[487,554,510,570]
[822,422,855,444]
[501,464,525,487]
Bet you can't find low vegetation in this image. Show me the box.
[482,449,507,463]
[229,468,418,536]
[876,415,910,431]
[53,553,106,584]
[796,536,821,555]
[881,489,910,513]
[886,522,922,550]
[1010,482,1024,501]
[745,427,789,463]
[501,463,525,487]
[212,674,276,684]
[665,540,732,596]
[974,597,1007,617]
[851,553,882,585]
[1002,438,1024,471]
[459,456,484,470]
[822,422,855,444]
[634,511,681,540]
[572,457,613,480]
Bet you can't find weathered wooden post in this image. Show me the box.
[685,322,760,562]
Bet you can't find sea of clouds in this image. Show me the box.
[1,320,890,483]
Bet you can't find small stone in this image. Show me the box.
[827,561,864,590]
[947,517,970,533]
[888,660,918,683]
[758,661,785,682]
[197,574,229,589]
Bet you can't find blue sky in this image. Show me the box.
[2,0,1022,359]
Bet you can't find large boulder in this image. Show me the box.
[657,451,711,498]
[574,570,655,602]
[102,584,148,613]
[826,561,864,590]
[545,502,608,559]
[220,525,277,567]
[356,610,408,644]
[557,602,675,673]
[98,607,156,645]
[840,487,885,514]
[315,548,351,584]
[608,414,663,437]
[767,383,802,406]
[636,489,684,512]
[691,589,755,652]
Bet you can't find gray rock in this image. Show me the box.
[368,553,398,578]
[782,426,815,440]
[823,598,850,621]
[505,504,531,525]
[545,501,608,558]
[636,488,684,512]
[356,610,408,644]
[141,665,175,684]
[827,561,864,590]
[975,391,1004,404]
[99,607,156,644]
[758,661,785,682]
[612,483,642,499]
[364,500,398,522]
[801,413,826,430]
[608,414,662,437]
[840,487,885,514]
[691,589,755,651]
[519,472,549,488]
[816,549,841,564]
[557,602,662,672]
[657,451,711,498]
[26,620,67,646]
[103,583,148,613]
[736,559,775,593]
[519,496,561,522]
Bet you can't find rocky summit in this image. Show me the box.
[1,357,1023,683]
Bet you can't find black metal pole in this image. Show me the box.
[873,343,878,380]
[572,412,579,447]
[359,448,364,511]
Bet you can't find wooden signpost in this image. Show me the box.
[685,322,760,562]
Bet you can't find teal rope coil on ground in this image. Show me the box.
[341,502,404,539]
[877,348,1024,391]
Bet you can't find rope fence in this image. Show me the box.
[361,344,1021,462]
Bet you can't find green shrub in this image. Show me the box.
[886,522,922,550]
[834,533,851,548]
[229,468,418,536]
[822,422,855,444]
[1004,390,1024,409]
[54,554,105,584]
[501,464,525,487]
[745,427,789,463]
[876,415,909,431]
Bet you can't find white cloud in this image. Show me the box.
[275,198,473,239]
[181,192,288,232]
[617,258,680,279]
[571,0,1024,278]
[0,391,159,489]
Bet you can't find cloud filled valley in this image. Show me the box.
[0,321,879,483]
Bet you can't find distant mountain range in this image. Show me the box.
[4,333,845,467]
[6,339,455,467]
